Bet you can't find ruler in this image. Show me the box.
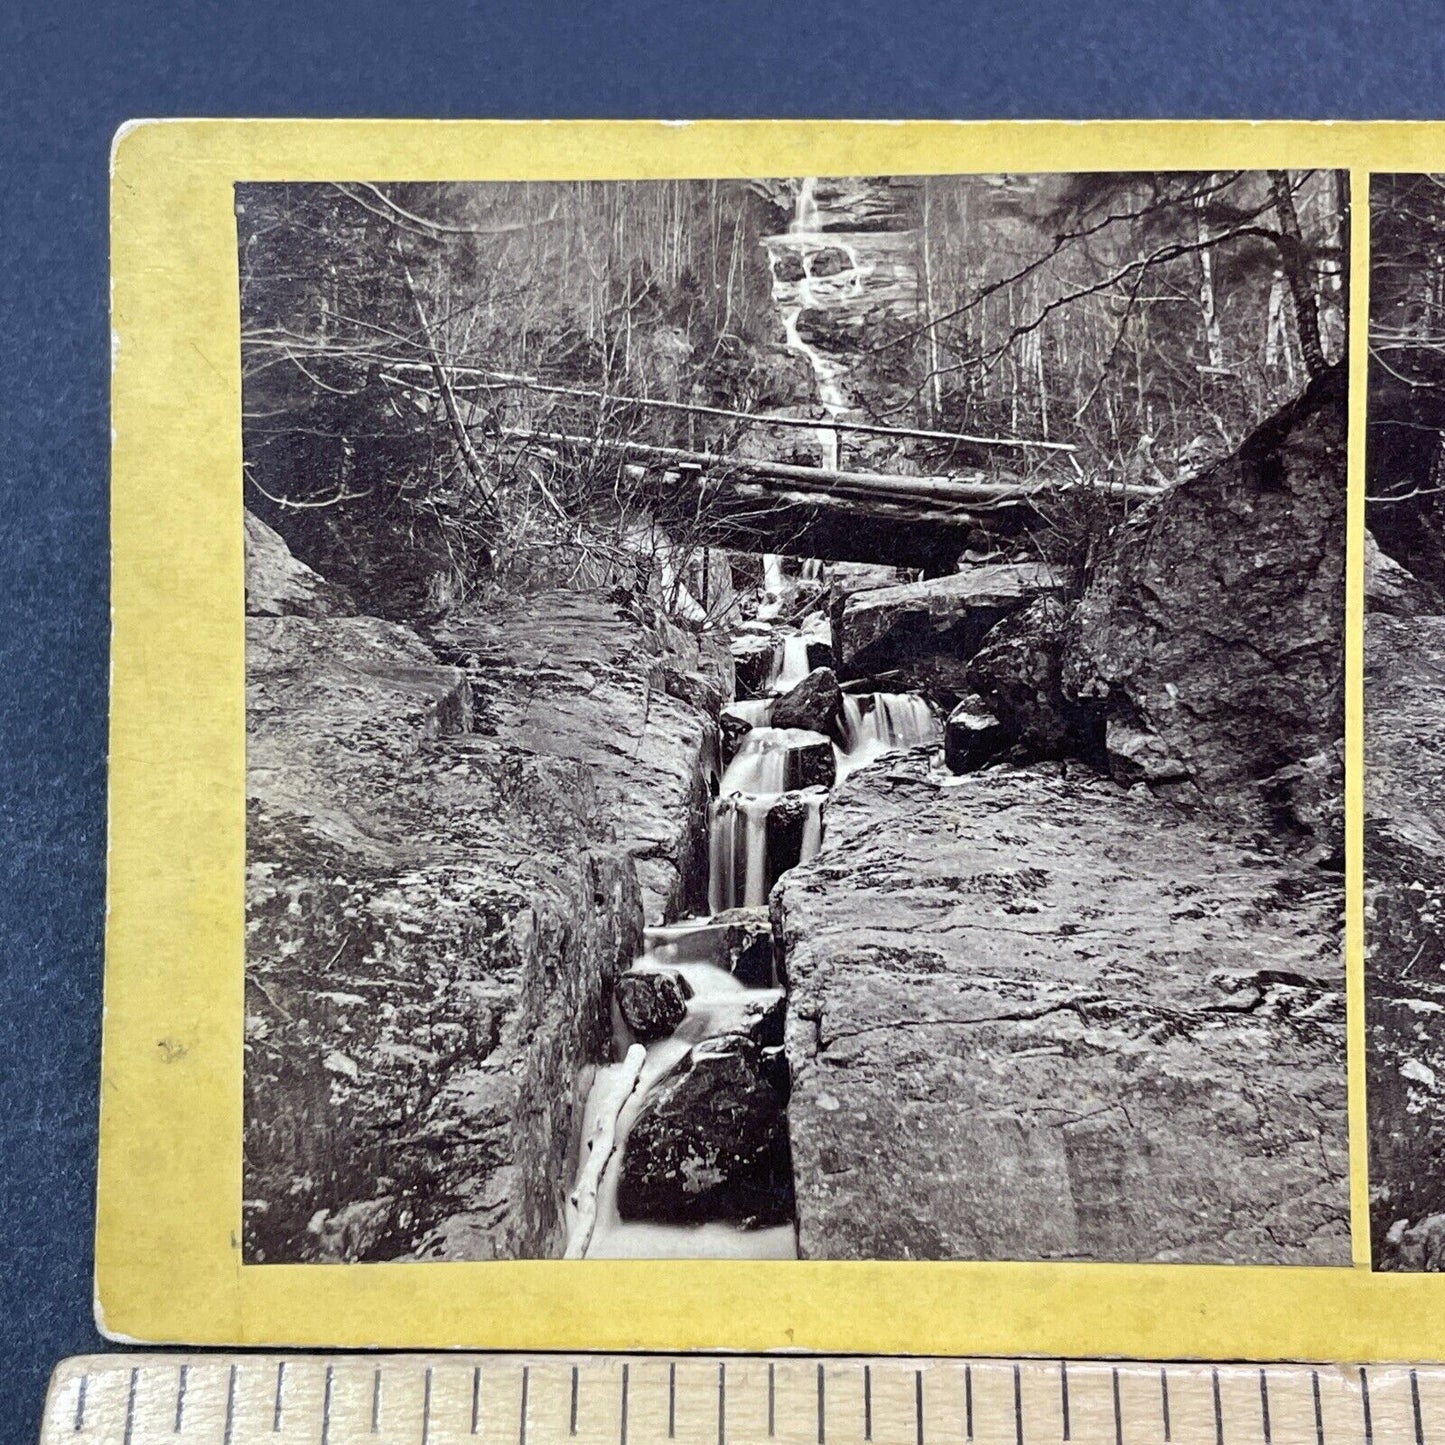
[37,1355,1442,1445]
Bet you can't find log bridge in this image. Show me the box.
[501,426,1162,572]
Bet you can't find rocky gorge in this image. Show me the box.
[241,175,1352,1266]
[244,361,1350,1264]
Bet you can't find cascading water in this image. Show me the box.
[569,934,795,1261]
[764,176,869,475]
[772,634,814,692]
[564,175,944,1261]
[841,692,941,752]
[837,692,943,779]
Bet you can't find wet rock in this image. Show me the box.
[732,634,779,700]
[1065,367,1347,833]
[709,906,776,988]
[770,666,844,738]
[1367,531,1445,617]
[796,307,864,356]
[764,788,827,883]
[739,993,787,1050]
[719,705,760,765]
[775,753,1349,1265]
[771,250,806,284]
[794,737,836,791]
[1365,613,1445,1263]
[806,638,835,671]
[943,694,1006,774]
[838,563,1065,704]
[616,1035,794,1226]
[615,970,694,1042]
[245,510,356,618]
[809,246,854,278]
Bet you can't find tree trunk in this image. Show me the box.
[1194,182,1225,370]
[920,180,944,426]
[1268,171,1328,378]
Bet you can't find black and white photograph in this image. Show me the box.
[240,171,1351,1265]
[1365,173,1445,1272]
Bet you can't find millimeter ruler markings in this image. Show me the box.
[40,1355,1441,1445]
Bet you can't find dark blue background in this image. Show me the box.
[1,0,1438,1436]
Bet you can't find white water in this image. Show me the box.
[764,176,874,474]
[770,634,814,691]
[837,691,943,782]
[723,697,772,729]
[569,934,794,1260]
[709,786,827,912]
[841,692,941,752]
[719,724,825,796]
[565,176,945,1261]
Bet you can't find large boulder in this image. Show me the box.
[245,510,356,618]
[837,563,1065,703]
[826,562,906,641]
[1065,367,1347,832]
[435,590,721,923]
[615,970,693,1042]
[1365,613,1445,1265]
[615,1035,794,1226]
[943,694,1006,774]
[966,594,1102,763]
[1367,530,1445,618]
[774,753,1349,1265]
[245,609,642,1266]
[770,666,844,738]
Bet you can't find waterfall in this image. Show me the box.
[765,176,871,474]
[794,174,820,233]
[837,692,942,781]
[707,794,773,910]
[719,724,820,795]
[800,793,823,860]
[568,936,794,1262]
[725,697,773,728]
[566,176,942,1261]
[841,692,942,753]
[769,634,813,692]
[708,786,826,913]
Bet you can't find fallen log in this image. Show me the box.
[644,472,992,571]
[501,428,1162,506]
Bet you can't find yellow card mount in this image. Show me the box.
[38,1354,1438,1445]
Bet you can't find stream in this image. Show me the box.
[563,179,943,1260]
